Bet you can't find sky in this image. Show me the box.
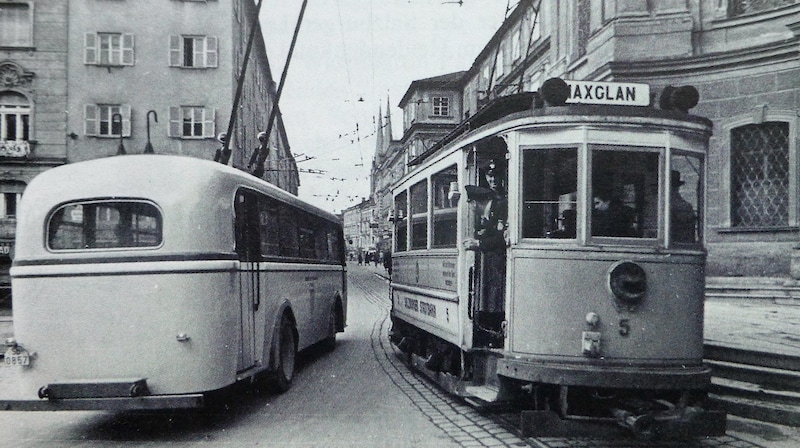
[259,0,513,214]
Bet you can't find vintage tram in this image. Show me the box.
[388,78,725,438]
[1,155,347,410]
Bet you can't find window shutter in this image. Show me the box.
[168,106,180,137]
[203,108,216,138]
[121,104,132,137]
[84,33,97,65]
[84,104,98,136]
[205,36,218,68]
[122,34,135,66]
[169,35,182,67]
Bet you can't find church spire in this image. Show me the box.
[375,103,384,157]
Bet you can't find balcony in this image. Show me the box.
[0,140,30,158]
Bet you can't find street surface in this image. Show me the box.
[0,264,796,447]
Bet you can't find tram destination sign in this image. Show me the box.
[565,80,650,107]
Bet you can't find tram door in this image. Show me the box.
[468,144,508,349]
[234,190,260,371]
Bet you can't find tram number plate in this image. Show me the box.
[3,348,29,366]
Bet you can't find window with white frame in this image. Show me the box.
[84,104,131,137]
[84,33,135,66]
[494,48,505,78]
[0,182,23,218]
[168,106,215,138]
[0,2,32,47]
[169,35,218,68]
[0,92,30,141]
[432,96,450,117]
[512,29,521,61]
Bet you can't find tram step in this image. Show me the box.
[708,392,800,427]
[706,359,800,392]
[464,385,499,403]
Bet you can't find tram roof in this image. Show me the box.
[22,154,340,225]
[407,92,713,168]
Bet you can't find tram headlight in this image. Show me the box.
[608,261,647,305]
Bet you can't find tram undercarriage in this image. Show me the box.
[389,316,726,440]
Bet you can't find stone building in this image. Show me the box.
[0,0,298,293]
[380,0,799,295]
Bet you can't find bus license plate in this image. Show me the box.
[4,348,30,366]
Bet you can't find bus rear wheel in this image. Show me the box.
[273,315,296,393]
[322,303,338,350]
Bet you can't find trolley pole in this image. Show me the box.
[219,0,266,166]
[251,0,308,179]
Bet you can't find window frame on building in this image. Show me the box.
[431,96,451,117]
[169,35,219,68]
[0,2,33,48]
[84,104,132,138]
[719,110,799,230]
[168,105,216,139]
[84,32,135,66]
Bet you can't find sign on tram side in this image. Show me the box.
[565,80,650,107]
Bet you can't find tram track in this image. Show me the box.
[351,273,768,447]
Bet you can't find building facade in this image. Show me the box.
[0,0,299,292]
[380,0,799,289]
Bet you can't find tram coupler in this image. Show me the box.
[610,406,727,440]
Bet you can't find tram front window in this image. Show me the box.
[591,148,660,239]
[522,148,578,239]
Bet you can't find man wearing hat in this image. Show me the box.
[670,170,697,243]
[213,132,227,163]
[463,159,508,347]
[248,131,270,174]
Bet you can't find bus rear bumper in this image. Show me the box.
[0,394,205,411]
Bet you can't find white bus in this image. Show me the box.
[1,154,346,410]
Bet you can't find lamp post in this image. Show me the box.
[144,110,157,154]
[113,113,125,155]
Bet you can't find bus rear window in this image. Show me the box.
[48,201,162,250]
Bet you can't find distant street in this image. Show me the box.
[0,264,524,448]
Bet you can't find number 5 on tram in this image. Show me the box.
[388,79,726,438]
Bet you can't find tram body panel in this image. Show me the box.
[507,249,705,362]
[11,265,239,395]
[390,252,461,346]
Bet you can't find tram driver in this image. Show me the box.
[592,185,635,237]
[464,159,508,347]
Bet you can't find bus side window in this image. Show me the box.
[234,190,261,261]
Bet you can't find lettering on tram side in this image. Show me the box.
[402,296,437,318]
[442,261,456,287]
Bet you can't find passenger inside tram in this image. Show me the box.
[669,169,698,243]
[591,184,636,237]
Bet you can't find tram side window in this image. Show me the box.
[522,148,578,239]
[410,180,428,250]
[670,154,702,244]
[394,192,408,252]
[432,165,458,248]
[591,148,660,239]
[48,201,162,250]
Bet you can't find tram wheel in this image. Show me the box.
[273,315,296,393]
